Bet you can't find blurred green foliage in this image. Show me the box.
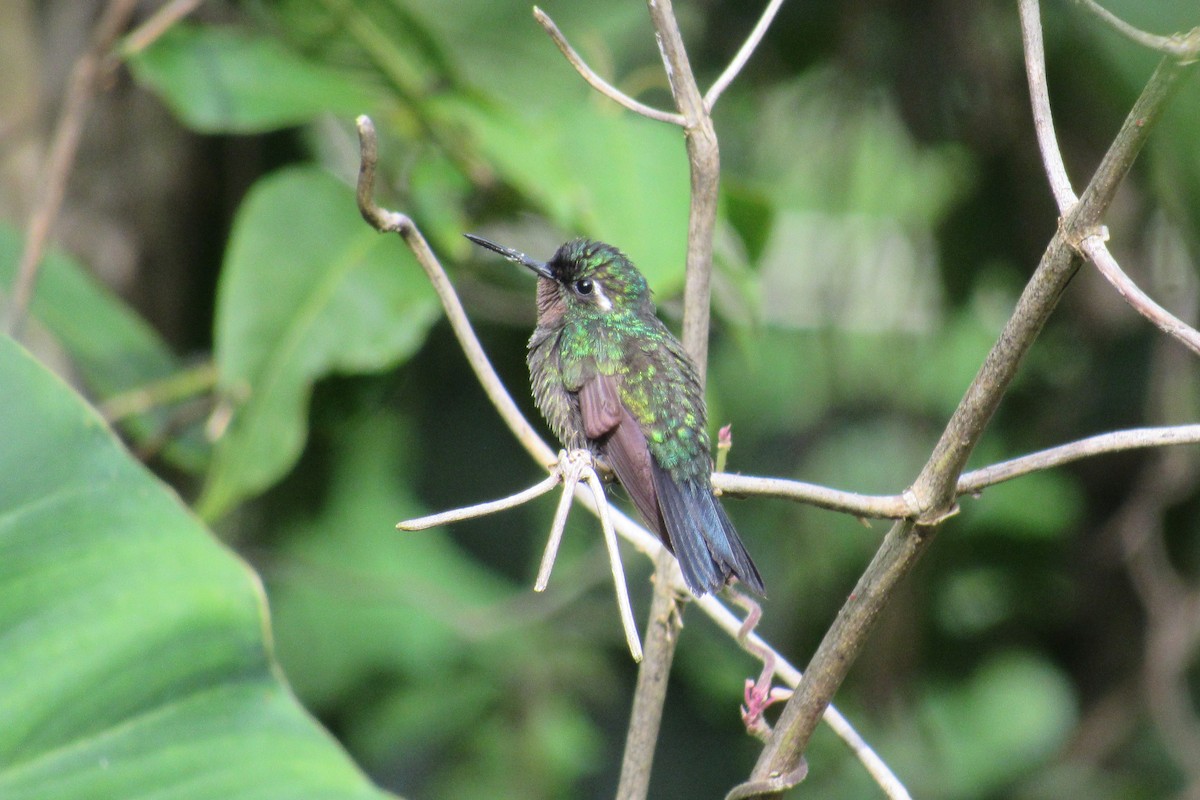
[2,0,1200,798]
[0,337,387,800]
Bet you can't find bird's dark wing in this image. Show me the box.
[578,372,668,546]
[578,372,622,439]
[650,460,765,597]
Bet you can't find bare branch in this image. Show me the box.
[959,425,1200,494]
[1018,0,1077,211]
[397,473,560,531]
[718,425,1200,516]
[1074,0,1200,61]
[115,0,204,60]
[1022,1,1200,355]
[714,473,915,518]
[532,7,685,126]
[619,2,729,793]
[356,116,557,469]
[4,0,140,336]
[585,468,644,662]
[99,361,218,423]
[704,0,786,112]
[747,45,1197,794]
[646,0,721,378]
[617,549,685,799]
[1080,235,1200,356]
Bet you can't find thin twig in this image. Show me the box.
[4,0,140,336]
[536,456,585,590]
[356,116,556,469]
[532,7,685,126]
[397,473,560,531]
[704,0,787,112]
[616,548,684,799]
[714,474,913,518]
[1074,0,1200,61]
[716,425,1200,515]
[1018,0,1077,210]
[586,468,643,662]
[1080,235,1200,356]
[99,361,219,423]
[1021,0,1200,357]
[116,0,205,60]
[961,425,1200,493]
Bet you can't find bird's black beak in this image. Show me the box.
[464,234,554,279]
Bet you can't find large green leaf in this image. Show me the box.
[125,24,377,134]
[0,335,392,800]
[199,167,439,519]
[0,225,207,472]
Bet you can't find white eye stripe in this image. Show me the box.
[592,283,613,310]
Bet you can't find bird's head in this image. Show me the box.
[465,235,651,327]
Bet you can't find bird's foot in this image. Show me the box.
[741,679,793,741]
[554,448,596,484]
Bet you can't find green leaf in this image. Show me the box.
[0,224,208,472]
[200,167,440,519]
[0,335,390,800]
[268,411,513,708]
[917,652,1076,797]
[125,24,377,134]
[443,99,690,292]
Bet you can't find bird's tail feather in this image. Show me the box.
[651,461,765,597]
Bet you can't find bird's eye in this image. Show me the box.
[573,279,594,296]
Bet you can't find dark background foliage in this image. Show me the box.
[2,1,1199,798]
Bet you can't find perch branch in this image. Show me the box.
[532,7,685,126]
[4,0,140,337]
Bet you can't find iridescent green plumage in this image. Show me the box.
[466,235,764,597]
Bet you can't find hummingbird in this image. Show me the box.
[465,234,764,598]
